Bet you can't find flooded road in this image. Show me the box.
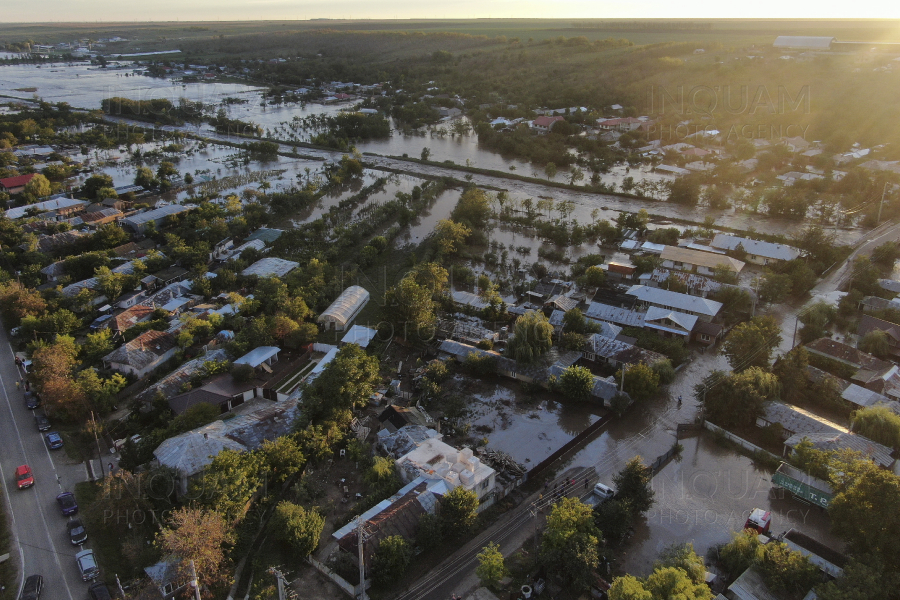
[2,60,869,244]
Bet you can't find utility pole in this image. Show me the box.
[189,560,201,600]
[115,574,126,600]
[90,411,104,480]
[356,516,368,600]
[268,567,286,600]
[528,502,539,555]
[878,181,888,226]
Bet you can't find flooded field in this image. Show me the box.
[459,376,604,467]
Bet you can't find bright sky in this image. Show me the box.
[7,1,900,22]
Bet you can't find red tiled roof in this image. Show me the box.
[533,116,565,128]
[0,173,37,189]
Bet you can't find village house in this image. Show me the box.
[856,314,900,358]
[241,257,300,278]
[110,304,156,334]
[5,196,87,220]
[660,245,745,276]
[0,173,37,195]
[102,329,176,378]
[710,234,801,266]
[153,398,300,494]
[582,332,666,369]
[121,204,192,234]
[596,117,645,132]
[531,115,565,134]
[626,285,723,322]
[396,441,497,510]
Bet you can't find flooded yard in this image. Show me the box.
[455,376,604,467]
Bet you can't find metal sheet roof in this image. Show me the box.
[626,285,723,317]
[234,346,280,367]
[711,234,800,262]
[240,257,299,278]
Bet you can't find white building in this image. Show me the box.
[395,440,497,512]
[710,234,800,266]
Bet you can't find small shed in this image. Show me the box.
[318,285,370,331]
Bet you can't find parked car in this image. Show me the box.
[44,432,64,450]
[67,518,87,545]
[16,465,34,490]
[34,412,51,432]
[24,391,40,410]
[20,574,43,600]
[593,482,615,503]
[76,549,100,581]
[56,492,78,516]
[88,582,113,600]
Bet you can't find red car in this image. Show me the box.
[16,464,34,489]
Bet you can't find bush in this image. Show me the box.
[231,363,255,383]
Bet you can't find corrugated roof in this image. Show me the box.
[584,301,645,327]
[154,398,300,476]
[785,432,893,468]
[234,346,280,367]
[318,285,370,328]
[6,197,87,220]
[626,285,723,317]
[103,330,176,370]
[245,228,283,244]
[760,402,847,436]
[644,306,698,333]
[121,204,191,226]
[341,325,378,348]
[711,234,800,262]
[661,245,745,272]
[241,257,299,278]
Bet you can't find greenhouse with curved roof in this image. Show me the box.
[318,285,370,331]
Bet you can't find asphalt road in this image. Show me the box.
[0,324,93,600]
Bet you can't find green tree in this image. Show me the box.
[773,347,809,405]
[193,448,262,524]
[593,498,634,546]
[616,362,659,403]
[541,497,602,593]
[871,241,900,268]
[365,455,402,500]
[760,271,792,303]
[643,566,713,599]
[698,367,780,428]
[798,300,836,344]
[301,344,381,425]
[434,219,471,255]
[80,174,114,200]
[757,541,820,597]
[608,575,652,600]
[816,556,898,600]
[579,265,606,288]
[559,365,595,402]
[451,187,492,228]
[258,436,306,484]
[23,173,51,198]
[270,501,324,557]
[562,308,588,333]
[371,536,412,588]
[416,513,443,550]
[858,330,891,359]
[506,311,554,364]
[719,528,762,578]
[829,467,900,562]
[384,275,437,341]
[440,486,479,536]
[157,161,178,181]
[722,315,782,371]
[544,162,558,180]
[420,147,431,161]
[656,543,706,584]
[82,328,115,365]
[851,405,900,450]
[134,166,158,188]
[667,177,700,206]
[614,457,654,515]
[476,542,508,588]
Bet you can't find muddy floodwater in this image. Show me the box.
[462,377,605,467]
